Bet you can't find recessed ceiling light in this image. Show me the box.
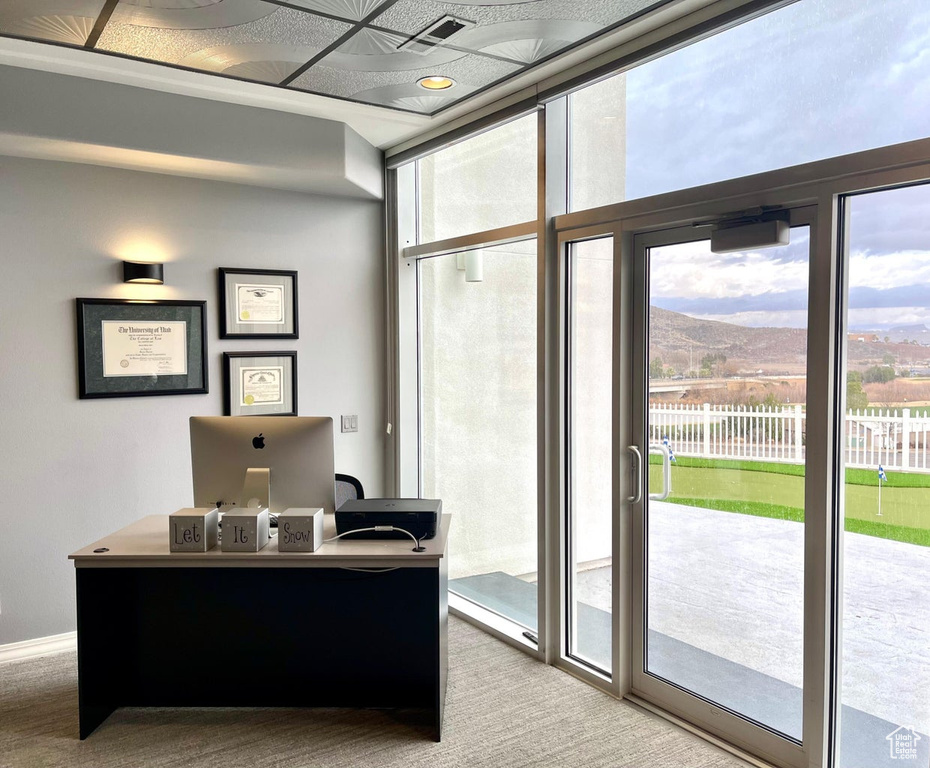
[418,76,455,91]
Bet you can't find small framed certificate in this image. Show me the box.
[76,299,208,399]
[223,351,297,416]
[218,268,298,339]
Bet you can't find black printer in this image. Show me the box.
[335,498,441,540]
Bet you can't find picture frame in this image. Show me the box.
[76,298,208,399]
[224,351,297,417]
[218,268,298,339]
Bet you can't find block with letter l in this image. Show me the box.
[169,508,218,552]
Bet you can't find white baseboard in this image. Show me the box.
[0,631,77,664]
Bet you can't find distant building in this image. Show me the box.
[848,333,880,343]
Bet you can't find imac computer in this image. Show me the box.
[190,416,336,516]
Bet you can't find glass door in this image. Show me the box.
[630,206,817,767]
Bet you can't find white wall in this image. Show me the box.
[0,156,385,644]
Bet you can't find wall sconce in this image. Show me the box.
[123,261,164,284]
[464,251,483,282]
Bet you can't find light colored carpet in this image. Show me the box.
[0,617,750,768]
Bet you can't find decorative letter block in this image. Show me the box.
[169,508,218,552]
[221,507,270,552]
[277,508,324,552]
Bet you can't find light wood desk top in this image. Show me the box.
[70,513,450,569]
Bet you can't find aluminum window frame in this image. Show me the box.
[384,0,930,762]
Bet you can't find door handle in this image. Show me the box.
[649,444,672,501]
[627,445,643,504]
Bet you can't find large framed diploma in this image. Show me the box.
[223,351,297,417]
[218,268,298,339]
[76,299,208,399]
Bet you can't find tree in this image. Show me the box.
[863,365,896,384]
[699,353,727,378]
[882,352,896,365]
[847,373,869,410]
[649,358,666,379]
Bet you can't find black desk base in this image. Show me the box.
[76,563,448,740]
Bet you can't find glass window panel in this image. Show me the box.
[570,0,930,210]
[419,240,538,631]
[417,114,536,243]
[645,229,809,740]
[567,237,614,672]
[839,184,930,767]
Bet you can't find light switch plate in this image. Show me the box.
[341,414,358,433]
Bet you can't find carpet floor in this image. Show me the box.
[0,617,750,768]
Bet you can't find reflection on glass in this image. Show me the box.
[568,238,613,671]
[570,0,930,211]
[646,230,809,740]
[417,114,537,243]
[839,184,930,767]
[419,240,538,630]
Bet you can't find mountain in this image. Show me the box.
[649,307,930,373]
[649,306,806,371]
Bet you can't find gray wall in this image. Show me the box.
[0,156,385,644]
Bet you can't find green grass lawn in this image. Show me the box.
[648,458,930,547]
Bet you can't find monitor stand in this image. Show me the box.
[241,467,270,510]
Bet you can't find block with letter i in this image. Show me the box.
[277,508,324,552]
[221,507,270,552]
[169,508,219,552]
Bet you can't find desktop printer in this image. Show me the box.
[335,498,441,540]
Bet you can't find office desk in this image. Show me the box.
[69,514,449,740]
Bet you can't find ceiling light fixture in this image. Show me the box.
[417,76,455,91]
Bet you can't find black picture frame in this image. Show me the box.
[76,298,208,399]
[223,351,297,417]
[218,268,298,339]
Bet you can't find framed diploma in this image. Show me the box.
[223,351,297,417]
[76,299,208,399]
[218,268,298,339]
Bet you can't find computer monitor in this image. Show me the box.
[190,416,336,515]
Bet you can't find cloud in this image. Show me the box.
[650,232,810,300]
[848,184,930,257]
[688,310,808,329]
[622,0,930,200]
[654,288,808,315]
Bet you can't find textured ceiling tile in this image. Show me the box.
[289,52,518,112]
[278,0,387,22]
[110,0,276,30]
[96,6,351,78]
[373,0,658,36]
[325,27,467,72]
[454,19,599,63]
[0,0,106,45]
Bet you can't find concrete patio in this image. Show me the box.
[453,503,930,767]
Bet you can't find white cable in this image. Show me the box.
[324,525,422,550]
[340,567,400,573]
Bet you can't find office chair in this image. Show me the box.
[335,473,364,510]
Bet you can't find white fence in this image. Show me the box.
[649,403,930,472]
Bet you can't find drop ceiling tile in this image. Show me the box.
[0,0,107,46]
[96,3,352,84]
[372,0,662,63]
[277,0,387,23]
[289,49,520,113]
[319,27,469,71]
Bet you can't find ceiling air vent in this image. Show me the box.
[397,15,475,55]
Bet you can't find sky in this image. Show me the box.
[621,0,930,330]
